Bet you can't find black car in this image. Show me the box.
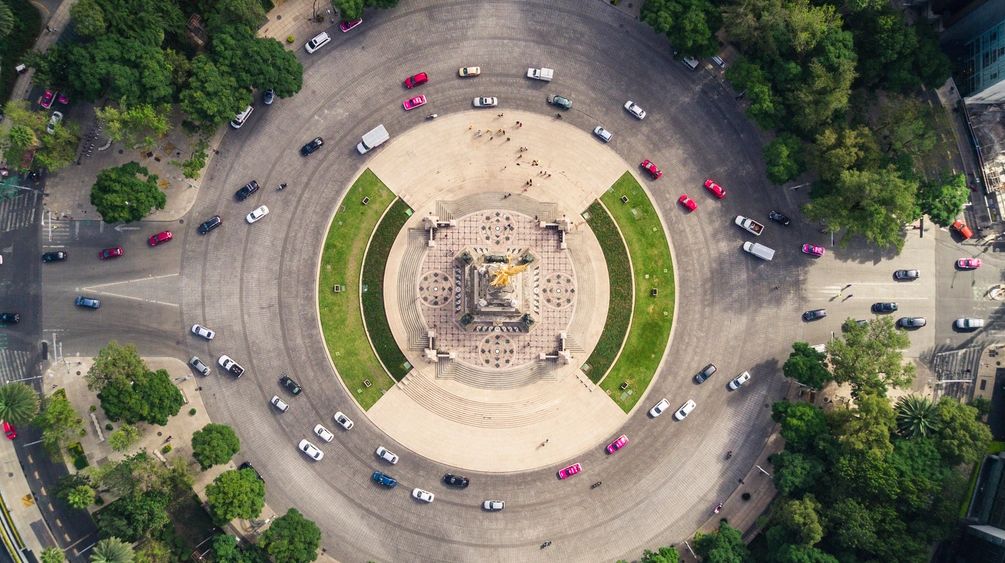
[300,136,324,156]
[42,251,67,262]
[198,215,222,234]
[279,374,302,396]
[893,269,920,281]
[234,180,260,201]
[239,462,264,481]
[871,302,898,313]
[547,95,573,110]
[768,211,791,226]
[693,363,717,384]
[897,317,927,329]
[802,309,827,321]
[443,474,470,489]
[0,313,20,324]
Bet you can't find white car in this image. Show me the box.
[593,126,612,143]
[304,31,331,53]
[473,97,498,108]
[246,205,269,224]
[376,446,399,464]
[189,356,211,376]
[298,439,324,460]
[412,488,434,503]
[728,371,751,390]
[191,324,215,340]
[624,101,646,119]
[314,424,334,443]
[483,500,505,511]
[333,411,354,430]
[46,111,63,134]
[270,395,289,413]
[674,399,696,421]
[649,398,670,418]
[458,66,481,77]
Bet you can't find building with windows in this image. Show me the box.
[941,0,1005,103]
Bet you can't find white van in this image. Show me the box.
[305,32,331,54]
[230,105,254,129]
[742,241,775,261]
[682,56,700,70]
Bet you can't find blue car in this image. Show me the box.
[75,296,100,309]
[371,471,397,489]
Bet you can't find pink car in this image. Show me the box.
[340,18,362,32]
[606,434,629,454]
[3,421,15,440]
[99,246,124,260]
[57,92,70,105]
[703,178,726,199]
[640,160,663,180]
[957,258,982,270]
[557,462,582,480]
[801,244,825,257]
[39,90,55,109]
[403,95,427,111]
[148,231,173,246]
[678,194,697,212]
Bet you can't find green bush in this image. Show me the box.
[105,423,113,431]
[68,442,89,469]
[161,444,172,454]
[286,35,295,44]
[181,138,209,180]
[189,408,197,416]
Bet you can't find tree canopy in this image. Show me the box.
[0,382,40,425]
[99,368,183,425]
[782,342,830,390]
[641,0,722,57]
[90,162,167,223]
[192,423,241,470]
[206,468,266,524]
[824,317,914,396]
[258,508,321,563]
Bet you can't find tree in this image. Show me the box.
[641,0,722,57]
[90,537,134,563]
[809,126,881,185]
[179,55,248,129]
[192,424,241,470]
[40,547,65,563]
[258,508,321,563]
[918,173,969,227]
[95,104,171,150]
[36,391,85,457]
[108,424,140,452]
[932,397,992,466]
[212,534,269,563]
[773,544,839,563]
[133,539,170,562]
[764,133,805,184]
[824,498,879,555]
[95,491,170,542]
[332,0,365,21]
[35,117,82,173]
[831,393,896,457]
[894,395,938,438]
[782,342,830,390]
[209,27,303,98]
[0,382,40,425]
[970,396,991,418]
[693,520,751,562]
[65,484,96,509]
[87,342,146,391]
[206,469,265,524]
[201,0,266,32]
[726,60,779,129]
[90,162,166,223]
[771,401,829,452]
[825,315,914,396]
[132,369,183,425]
[70,0,107,38]
[772,451,826,496]
[98,377,147,424]
[640,546,680,563]
[0,2,14,40]
[872,94,937,164]
[768,496,824,547]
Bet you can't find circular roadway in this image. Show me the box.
[182,1,810,560]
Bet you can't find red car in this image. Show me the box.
[57,92,70,105]
[703,178,726,199]
[640,160,663,180]
[957,258,982,270]
[39,90,55,109]
[678,194,697,212]
[404,72,429,89]
[3,421,15,440]
[98,246,124,260]
[339,18,362,32]
[557,462,582,480]
[148,231,173,246]
[403,95,427,111]
[801,244,825,257]
[606,434,629,454]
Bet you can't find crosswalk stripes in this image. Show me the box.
[45,219,74,244]
[0,348,32,385]
[931,346,983,401]
[0,192,38,233]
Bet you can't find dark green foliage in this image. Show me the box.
[694,520,751,562]
[772,401,829,452]
[90,162,166,223]
[764,133,805,184]
[581,202,632,382]
[641,0,722,57]
[640,546,680,563]
[932,397,992,466]
[0,0,42,103]
[772,451,826,497]
[95,490,171,542]
[782,342,830,390]
[179,55,248,129]
[918,173,968,227]
[361,199,412,379]
[726,60,780,129]
[206,469,265,524]
[258,509,321,563]
[192,424,241,470]
[99,368,183,426]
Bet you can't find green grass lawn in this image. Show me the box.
[581,202,632,383]
[361,198,413,380]
[318,170,399,410]
[596,172,675,412]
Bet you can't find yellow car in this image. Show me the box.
[458,66,481,77]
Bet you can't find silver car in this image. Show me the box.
[649,398,670,418]
[270,395,289,413]
[298,439,324,460]
[473,97,498,108]
[376,446,399,464]
[483,500,505,511]
[674,399,696,421]
[191,324,215,340]
[333,411,354,430]
[189,356,211,376]
[593,126,612,143]
[624,101,646,119]
[728,371,751,390]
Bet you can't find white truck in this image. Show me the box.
[742,241,775,261]
[734,215,764,236]
[357,124,390,155]
[526,67,554,81]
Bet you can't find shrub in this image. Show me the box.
[189,408,197,416]
[286,35,295,44]
[161,444,172,454]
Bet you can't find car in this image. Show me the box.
[279,374,302,395]
[802,309,827,321]
[300,136,324,156]
[640,160,663,179]
[42,251,67,262]
[443,474,469,488]
[372,471,397,488]
[712,55,727,69]
[98,246,124,260]
[246,205,269,224]
[649,398,670,417]
[897,317,927,329]
[768,210,791,225]
[297,439,323,460]
[191,324,215,340]
[673,399,696,421]
[148,231,173,246]
[218,355,245,378]
[262,89,275,105]
[238,462,263,481]
[557,462,582,480]
[270,395,289,413]
[547,95,572,110]
[58,92,70,105]
[624,101,646,119]
[376,446,399,464]
[46,111,63,134]
[801,244,825,257]
[333,411,354,430]
[74,296,100,309]
[472,97,498,108]
[304,31,331,53]
[3,421,15,440]
[339,18,362,32]
[593,126,612,143]
[189,356,211,376]
[234,180,261,201]
[894,269,920,281]
[198,215,222,234]
[952,220,974,240]
[39,90,55,109]
[412,488,435,503]
[703,179,726,199]
[458,66,481,77]
[483,500,505,511]
[678,194,697,212]
[728,371,751,390]
[403,95,427,111]
[606,434,629,454]
[957,258,982,270]
[871,302,898,313]
[404,72,429,89]
[314,424,334,443]
[955,318,985,331]
[0,313,20,324]
[693,363,718,384]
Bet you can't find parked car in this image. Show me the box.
[298,439,323,460]
[802,309,828,321]
[593,126,612,143]
[957,258,982,270]
[189,356,211,376]
[372,471,397,488]
[694,363,717,384]
[148,231,173,246]
[198,215,222,234]
[897,317,927,329]
[300,136,324,156]
[314,424,334,443]
[246,205,269,224]
[304,31,331,53]
[279,374,302,395]
[99,246,124,260]
[458,67,481,77]
[674,399,696,421]
[801,244,825,257]
[894,269,920,281]
[191,324,215,340]
[218,355,245,377]
[234,180,260,201]
[640,159,663,179]
[728,371,751,390]
[412,488,435,503]
[606,434,629,454]
[547,95,572,110]
[955,318,985,331]
[649,398,670,417]
[46,111,63,134]
[75,296,100,309]
[339,18,362,32]
[951,220,974,240]
[270,395,289,413]
[557,463,582,480]
[871,302,898,313]
[443,474,469,488]
[262,89,275,105]
[472,97,498,108]
[333,411,354,430]
[403,95,427,111]
[39,90,55,109]
[703,179,726,199]
[768,210,791,225]
[404,72,429,88]
[482,500,505,511]
[0,313,20,324]
[42,251,67,262]
[3,421,15,440]
[376,446,399,464]
[678,194,697,212]
[624,101,646,119]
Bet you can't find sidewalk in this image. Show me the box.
[0,430,53,560]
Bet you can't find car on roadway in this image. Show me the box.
[39,90,55,109]
[3,421,15,440]
[46,111,63,134]
[703,179,726,199]
[728,371,751,390]
[42,251,67,262]
[443,474,469,488]
[0,313,20,324]
[404,72,428,88]
[897,316,927,329]
[300,136,324,156]
[557,462,582,480]
[333,411,354,430]
[871,302,898,313]
[624,100,646,119]
[304,32,331,53]
[403,95,427,111]
[234,180,261,201]
[279,374,302,395]
[694,363,718,384]
[298,439,323,460]
[198,215,222,234]
[957,258,982,270]
[218,355,244,378]
[802,309,827,321]
[955,318,985,331]
[376,446,399,464]
[99,246,124,260]
[372,471,397,488]
[191,324,215,339]
[148,231,173,246]
[894,269,920,281]
[649,398,670,417]
[640,159,663,179]
[412,488,435,503]
[593,126,612,143]
[458,66,481,77]
[262,89,275,105]
[674,399,696,421]
[270,395,289,413]
[678,194,697,212]
[547,95,572,110]
[246,205,269,224]
[189,356,211,376]
[801,244,825,257]
[606,434,629,454]
[768,210,791,225]
[483,500,505,511]
[75,296,100,309]
[314,424,334,443]
[472,97,498,108]
[339,18,362,32]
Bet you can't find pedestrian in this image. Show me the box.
[506,137,511,141]
[739,478,745,484]
[517,154,522,159]
[468,124,472,130]
[497,113,504,117]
